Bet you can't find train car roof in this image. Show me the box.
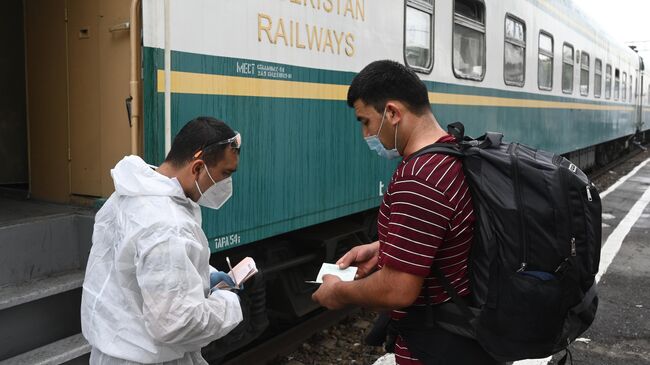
[528,0,640,62]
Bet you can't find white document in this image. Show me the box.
[306,263,358,284]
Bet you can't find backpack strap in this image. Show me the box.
[405,122,502,332]
[404,121,476,325]
[405,143,464,164]
[404,122,503,164]
[447,121,504,150]
[479,131,503,149]
[430,263,476,322]
[403,122,467,164]
[447,122,465,140]
[557,348,574,365]
[570,281,598,314]
[405,264,477,339]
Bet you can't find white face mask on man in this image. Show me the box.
[194,165,232,210]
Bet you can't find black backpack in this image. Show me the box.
[405,122,602,363]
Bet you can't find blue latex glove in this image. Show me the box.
[210,271,236,288]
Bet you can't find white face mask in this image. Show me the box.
[194,166,232,210]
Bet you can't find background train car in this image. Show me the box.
[0,0,648,363]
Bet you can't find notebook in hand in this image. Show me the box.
[216,257,258,289]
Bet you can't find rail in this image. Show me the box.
[222,307,358,365]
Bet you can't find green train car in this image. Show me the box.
[141,0,648,252]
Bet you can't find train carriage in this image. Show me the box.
[0,0,648,363]
[141,0,646,252]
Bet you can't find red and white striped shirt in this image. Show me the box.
[376,135,475,365]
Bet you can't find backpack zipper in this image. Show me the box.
[570,237,577,256]
[510,143,528,272]
[583,182,598,273]
[557,160,577,261]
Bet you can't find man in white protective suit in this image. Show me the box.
[81,116,244,364]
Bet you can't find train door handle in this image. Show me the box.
[125,96,133,127]
[109,21,130,32]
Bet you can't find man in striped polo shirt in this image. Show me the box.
[312,60,498,365]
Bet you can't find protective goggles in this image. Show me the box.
[207,132,241,150]
[194,132,241,158]
[224,132,242,148]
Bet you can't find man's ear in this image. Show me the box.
[385,102,402,126]
[189,159,204,179]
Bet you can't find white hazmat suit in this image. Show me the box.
[81,155,242,364]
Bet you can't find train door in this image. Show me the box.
[67,0,133,198]
[67,0,102,196]
[24,0,70,201]
[0,0,29,191]
[24,0,134,203]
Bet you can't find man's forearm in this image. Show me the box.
[334,267,421,310]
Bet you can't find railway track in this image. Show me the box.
[589,142,648,180]
[222,307,359,365]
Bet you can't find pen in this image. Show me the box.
[226,256,233,272]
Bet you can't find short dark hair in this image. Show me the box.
[347,60,430,114]
[164,116,237,167]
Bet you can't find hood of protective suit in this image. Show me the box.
[111,155,186,198]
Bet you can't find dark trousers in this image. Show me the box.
[396,324,501,365]
[366,311,502,365]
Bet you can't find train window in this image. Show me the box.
[580,51,589,96]
[504,15,526,87]
[622,72,627,101]
[605,64,612,99]
[538,31,553,90]
[562,43,574,94]
[405,0,434,73]
[453,0,486,81]
[594,59,602,98]
[614,69,620,100]
[629,75,633,103]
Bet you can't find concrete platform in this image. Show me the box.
[568,157,650,364]
[0,197,90,227]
